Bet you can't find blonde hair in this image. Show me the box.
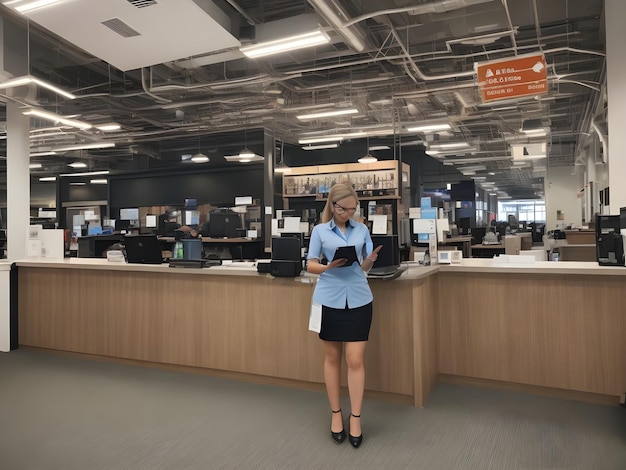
[321,183,358,223]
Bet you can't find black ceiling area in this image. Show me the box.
[0,0,606,200]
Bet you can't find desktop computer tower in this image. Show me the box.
[595,214,624,266]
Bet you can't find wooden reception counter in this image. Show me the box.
[14,258,626,407]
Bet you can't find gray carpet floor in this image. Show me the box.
[0,348,624,470]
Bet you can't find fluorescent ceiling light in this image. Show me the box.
[54,142,115,152]
[368,145,390,151]
[0,75,75,99]
[24,109,90,129]
[90,179,108,184]
[59,170,110,177]
[38,176,56,182]
[302,143,338,150]
[30,151,57,157]
[69,182,86,186]
[14,0,61,13]
[358,154,378,164]
[96,123,121,131]
[296,108,358,120]
[29,163,42,169]
[299,136,345,145]
[407,123,451,133]
[240,29,330,58]
[68,162,87,168]
[430,142,471,150]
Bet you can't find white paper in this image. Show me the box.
[370,214,388,235]
[283,216,301,232]
[408,207,421,218]
[265,206,273,215]
[309,301,322,333]
[436,218,450,241]
[39,229,65,259]
[247,230,258,238]
[413,218,436,234]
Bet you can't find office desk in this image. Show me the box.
[470,243,505,258]
[439,236,472,257]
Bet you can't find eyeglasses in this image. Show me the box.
[333,202,357,214]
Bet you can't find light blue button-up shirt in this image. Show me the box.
[307,218,374,309]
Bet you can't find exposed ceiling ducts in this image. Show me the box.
[0,0,607,199]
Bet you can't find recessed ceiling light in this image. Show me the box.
[29,163,42,169]
[90,179,108,184]
[39,176,56,182]
[68,162,87,168]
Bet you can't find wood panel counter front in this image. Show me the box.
[15,258,626,407]
[16,259,439,407]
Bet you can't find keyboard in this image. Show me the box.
[367,265,408,280]
[168,259,222,269]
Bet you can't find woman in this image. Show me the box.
[306,183,382,448]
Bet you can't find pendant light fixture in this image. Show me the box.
[358,135,377,164]
[274,140,291,173]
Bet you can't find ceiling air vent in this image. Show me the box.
[126,0,157,7]
[101,18,141,38]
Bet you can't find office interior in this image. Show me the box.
[0,2,625,463]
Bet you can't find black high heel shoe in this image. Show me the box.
[348,413,363,448]
[330,409,346,444]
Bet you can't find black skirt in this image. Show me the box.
[319,302,373,342]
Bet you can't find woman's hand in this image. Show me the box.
[326,258,347,269]
[362,245,383,271]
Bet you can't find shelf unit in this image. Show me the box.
[282,161,410,236]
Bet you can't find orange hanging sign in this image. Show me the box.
[476,54,548,102]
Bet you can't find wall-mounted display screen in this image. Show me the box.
[235,196,253,206]
[120,208,139,220]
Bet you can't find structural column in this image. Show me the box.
[1,101,30,352]
[6,100,30,259]
[606,0,626,214]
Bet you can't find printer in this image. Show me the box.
[269,236,302,277]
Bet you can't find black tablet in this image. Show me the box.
[332,245,359,267]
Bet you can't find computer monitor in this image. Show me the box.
[119,208,139,220]
[370,235,399,268]
[123,235,164,264]
[459,217,471,235]
[272,236,301,261]
[208,210,242,238]
[281,232,304,245]
[471,227,486,245]
[184,210,200,227]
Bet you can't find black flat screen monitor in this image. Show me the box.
[124,235,164,264]
[370,235,399,268]
[208,211,241,238]
[459,217,471,235]
[272,236,301,261]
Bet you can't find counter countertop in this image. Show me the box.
[14,257,626,278]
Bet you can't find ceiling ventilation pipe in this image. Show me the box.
[406,0,496,15]
[308,0,367,52]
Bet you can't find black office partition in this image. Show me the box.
[109,166,264,208]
